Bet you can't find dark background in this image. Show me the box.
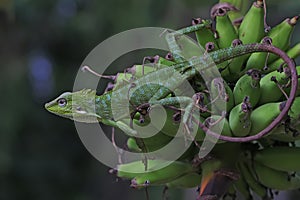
[0,0,299,199]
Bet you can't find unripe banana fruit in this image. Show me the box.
[219,0,249,23]
[289,96,300,120]
[215,8,238,49]
[229,99,252,136]
[193,18,218,49]
[115,160,196,182]
[127,137,141,152]
[238,161,268,198]
[267,43,300,72]
[233,69,261,107]
[254,147,300,172]
[245,16,298,71]
[238,0,265,45]
[267,125,300,142]
[129,160,198,188]
[258,68,290,105]
[166,172,202,188]
[233,170,251,200]
[249,102,285,136]
[254,161,300,190]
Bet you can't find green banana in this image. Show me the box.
[156,55,176,66]
[166,172,202,188]
[227,0,265,79]
[245,16,298,71]
[267,124,300,142]
[210,77,234,113]
[289,96,300,120]
[193,18,218,49]
[215,8,238,49]
[238,161,268,199]
[266,43,300,73]
[229,100,252,137]
[238,0,265,44]
[146,104,206,142]
[268,133,300,143]
[211,6,239,79]
[120,117,173,152]
[233,69,261,107]
[253,161,300,190]
[284,66,300,97]
[147,106,180,138]
[116,160,196,181]
[258,68,290,105]
[219,0,249,23]
[222,39,248,82]
[126,137,141,152]
[129,160,198,188]
[136,130,173,152]
[254,147,300,172]
[249,102,284,136]
[267,97,300,141]
[169,28,207,62]
[232,171,252,200]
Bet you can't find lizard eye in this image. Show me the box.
[57,98,67,107]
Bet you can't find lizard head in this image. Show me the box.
[44,89,101,123]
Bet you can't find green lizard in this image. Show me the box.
[45,41,296,142]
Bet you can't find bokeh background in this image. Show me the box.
[0,0,299,199]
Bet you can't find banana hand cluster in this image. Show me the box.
[103,0,300,199]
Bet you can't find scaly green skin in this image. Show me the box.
[45,42,297,143]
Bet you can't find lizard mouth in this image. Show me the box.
[44,102,51,109]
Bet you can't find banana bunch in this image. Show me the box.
[93,0,300,199]
[232,146,300,200]
[112,159,200,189]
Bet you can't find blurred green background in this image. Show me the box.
[0,0,299,199]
